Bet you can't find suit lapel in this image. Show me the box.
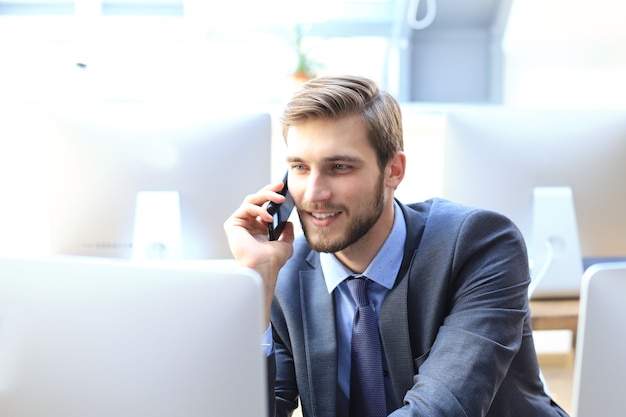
[380,271,415,408]
[300,265,337,416]
[379,202,428,407]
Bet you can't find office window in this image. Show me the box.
[0,0,401,103]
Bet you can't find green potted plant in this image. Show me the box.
[290,24,318,83]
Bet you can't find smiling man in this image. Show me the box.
[224,75,569,417]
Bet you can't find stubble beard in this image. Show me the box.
[298,174,386,253]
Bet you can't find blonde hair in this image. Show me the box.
[281,75,403,170]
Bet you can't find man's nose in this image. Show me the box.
[303,171,332,203]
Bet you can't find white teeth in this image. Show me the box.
[312,212,337,220]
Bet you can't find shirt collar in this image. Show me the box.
[321,201,407,293]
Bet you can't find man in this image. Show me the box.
[224,75,569,416]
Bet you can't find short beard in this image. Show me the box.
[299,173,385,253]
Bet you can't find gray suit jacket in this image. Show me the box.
[268,198,569,417]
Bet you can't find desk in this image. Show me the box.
[529,298,580,347]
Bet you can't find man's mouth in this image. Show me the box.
[310,212,339,220]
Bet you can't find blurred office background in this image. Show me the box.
[1,0,625,107]
[2,0,625,284]
[2,2,625,268]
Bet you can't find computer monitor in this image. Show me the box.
[46,103,272,260]
[571,262,626,417]
[442,107,626,297]
[0,255,267,417]
[0,104,51,257]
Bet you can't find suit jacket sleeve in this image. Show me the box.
[391,201,533,416]
[268,292,302,417]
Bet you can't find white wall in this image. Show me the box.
[502,0,626,108]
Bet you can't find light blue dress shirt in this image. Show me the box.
[263,201,406,414]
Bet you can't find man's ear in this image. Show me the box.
[386,151,406,190]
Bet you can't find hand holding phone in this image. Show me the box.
[267,173,295,241]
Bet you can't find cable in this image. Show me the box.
[528,239,555,298]
[407,0,437,30]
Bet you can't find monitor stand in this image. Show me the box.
[131,191,183,261]
[528,186,583,298]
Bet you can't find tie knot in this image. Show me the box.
[347,277,370,307]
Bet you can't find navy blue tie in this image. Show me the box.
[347,277,387,417]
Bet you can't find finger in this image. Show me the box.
[242,181,287,207]
[227,201,273,227]
[277,221,296,244]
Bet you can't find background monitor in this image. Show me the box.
[0,256,267,417]
[0,104,51,257]
[441,107,626,296]
[46,103,272,260]
[572,262,626,417]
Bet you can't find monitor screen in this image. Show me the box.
[0,255,267,417]
[572,262,626,417]
[441,107,626,297]
[46,103,272,260]
[442,107,626,260]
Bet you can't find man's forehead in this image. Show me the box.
[286,116,369,145]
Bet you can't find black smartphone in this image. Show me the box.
[267,173,295,241]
